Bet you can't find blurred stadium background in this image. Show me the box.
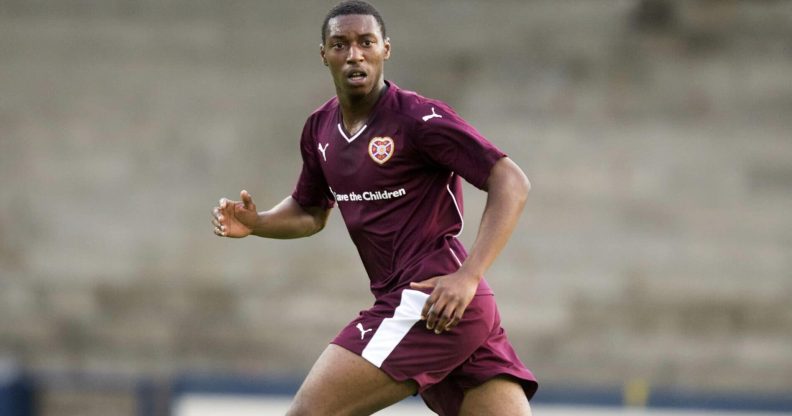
[1,0,791,415]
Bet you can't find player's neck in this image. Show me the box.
[337,80,387,134]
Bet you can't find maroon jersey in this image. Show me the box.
[292,81,506,298]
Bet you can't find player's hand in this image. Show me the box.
[409,271,479,334]
[212,190,259,238]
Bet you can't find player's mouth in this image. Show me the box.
[346,70,368,86]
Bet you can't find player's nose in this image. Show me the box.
[346,44,364,63]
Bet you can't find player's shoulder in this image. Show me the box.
[297,97,338,142]
[302,96,339,129]
[308,96,338,119]
[387,82,457,125]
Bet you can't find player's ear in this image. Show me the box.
[320,44,328,66]
[383,37,391,60]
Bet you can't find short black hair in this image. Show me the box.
[321,1,386,45]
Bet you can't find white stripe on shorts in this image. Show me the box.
[361,289,429,368]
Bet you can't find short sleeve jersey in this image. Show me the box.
[292,81,506,298]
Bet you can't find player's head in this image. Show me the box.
[321,1,386,45]
[320,1,391,100]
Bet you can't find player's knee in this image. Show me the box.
[286,396,346,416]
[285,397,320,416]
[284,401,313,416]
[287,400,358,416]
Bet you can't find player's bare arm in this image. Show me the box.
[212,190,331,239]
[411,157,530,334]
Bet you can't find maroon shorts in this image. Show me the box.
[331,289,538,416]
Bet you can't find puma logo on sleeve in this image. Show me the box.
[422,107,442,122]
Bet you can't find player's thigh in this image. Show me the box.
[459,376,532,416]
[287,344,418,416]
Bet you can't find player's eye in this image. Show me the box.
[362,39,374,47]
[331,41,345,50]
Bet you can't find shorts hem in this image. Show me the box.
[467,370,539,401]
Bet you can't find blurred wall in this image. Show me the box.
[1,0,791,397]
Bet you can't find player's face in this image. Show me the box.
[321,14,390,100]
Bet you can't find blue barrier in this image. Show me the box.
[648,387,792,413]
[169,374,792,413]
[0,362,32,416]
[533,384,792,413]
[172,373,303,397]
[12,368,792,415]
